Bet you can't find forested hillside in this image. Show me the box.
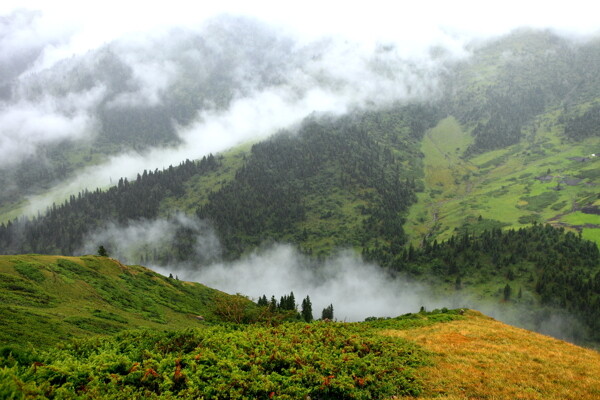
[445,29,600,154]
[0,105,441,260]
[198,105,440,258]
[0,156,220,256]
[366,223,600,341]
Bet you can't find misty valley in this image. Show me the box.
[1,10,600,399]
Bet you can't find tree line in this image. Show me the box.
[0,156,219,255]
[364,223,600,341]
[256,291,334,322]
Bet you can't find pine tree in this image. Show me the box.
[321,304,334,320]
[257,295,268,307]
[301,296,313,322]
[454,276,462,290]
[97,245,108,257]
[503,284,512,301]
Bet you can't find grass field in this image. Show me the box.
[406,115,600,246]
[0,255,259,348]
[390,310,600,399]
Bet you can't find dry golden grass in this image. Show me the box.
[384,310,600,399]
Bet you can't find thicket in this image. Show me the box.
[0,320,437,399]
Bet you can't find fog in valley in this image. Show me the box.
[2,1,598,344]
[77,214,586,342]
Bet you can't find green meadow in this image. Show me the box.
[405,115,600,246]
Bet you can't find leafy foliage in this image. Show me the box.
[0,319,438,399]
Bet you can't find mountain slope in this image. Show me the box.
[445,29,600,154]
[197,106,439,258]
[0,105,440,261]
[405,115,600,246]
[0,254,263,348]
[2,309,599,399]
[0,16,298,209]
[388,310,600,399]
[403,29,600,247]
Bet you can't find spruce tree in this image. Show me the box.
[97,245,108,257]
[321,304,334,320]
[301,296,313,322]
[503,284,512,301]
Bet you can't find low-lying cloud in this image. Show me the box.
[19,19,457,215]
[78,213,222,266]
[160,245,440,322]
[0,87,104,165]
[77,214,589,342]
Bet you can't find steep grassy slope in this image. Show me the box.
[0,255,262,348]
[405,115,600,246]
[388,310,600,399]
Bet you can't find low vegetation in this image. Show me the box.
[0,255,265,348]
[388,310,600,399]
[0,311,465,399]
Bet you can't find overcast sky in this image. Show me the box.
[2,0,599,72]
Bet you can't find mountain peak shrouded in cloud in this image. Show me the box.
[0,12,464,216]
[1,1,598,202]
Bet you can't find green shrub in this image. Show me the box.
[0,322,431,399]
[13,263,45,283]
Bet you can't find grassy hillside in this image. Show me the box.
[389,310,600,399]
[408,29,600,247]
[0,255,263,348]
[404,115,600,247]
[2,309,598,399]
